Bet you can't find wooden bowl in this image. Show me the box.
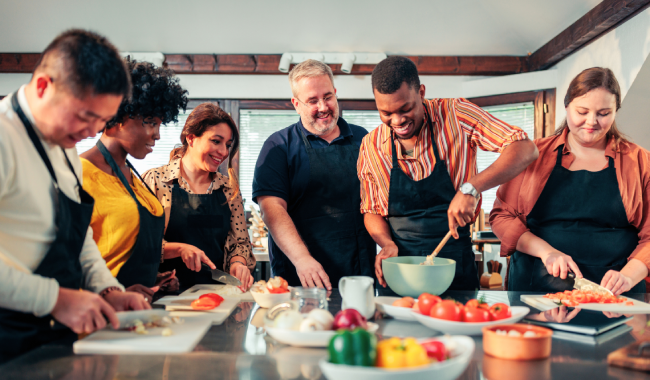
[482,324,552,360]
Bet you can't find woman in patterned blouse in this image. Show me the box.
[143,103,255,291]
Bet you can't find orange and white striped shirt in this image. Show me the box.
[357,98,528,216]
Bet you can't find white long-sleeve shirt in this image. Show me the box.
[0,86,123,317]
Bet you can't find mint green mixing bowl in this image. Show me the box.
[382,256,455,297]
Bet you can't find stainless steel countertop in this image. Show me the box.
[2,291,650,380]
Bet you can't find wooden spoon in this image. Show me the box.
[421,231,453,266]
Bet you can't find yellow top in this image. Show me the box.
[81,158,164,277]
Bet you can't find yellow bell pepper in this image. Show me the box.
[376,337,429,368]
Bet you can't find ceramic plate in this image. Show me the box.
[412,306,530,335]
[375,296,416,321]
[266,322,379,348]
[250,287,292,308]
[319,335,475,380]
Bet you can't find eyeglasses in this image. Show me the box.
[142,117,161,129]
[295,94,337,109]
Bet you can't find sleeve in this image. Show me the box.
[489,171,530,257]
[79,227,124,293]
[142,169,167,262]
[223,189,256,272]
[628,150,650,278]
[357,135,388,216]
[454,98,528,153]
[252,137,290,203]
[0,260,60,316]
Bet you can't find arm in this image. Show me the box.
[258,195,331,290]
[364,213,398,287]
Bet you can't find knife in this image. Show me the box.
[568,273,614,296]
[202,264,242,286]
[116,309,170,328]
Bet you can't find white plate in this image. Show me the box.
[412,306,530,335]
[319,335,475,380]
[250,286,292,308]
[375,297,416,321]
[266,322,379,348]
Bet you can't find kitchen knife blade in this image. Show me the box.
[569,273,614,296]
[116,309,170,328]
[204,265,242,286]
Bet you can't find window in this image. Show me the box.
[478,102,535,214]
[75,111,192,175]
[341,110,382,132]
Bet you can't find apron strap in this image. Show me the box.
[96,140,139,201]
[11,93,81,189]
[298,123,313,150]
[555,144,564,166]
[390,106,440,166]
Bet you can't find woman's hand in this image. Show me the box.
[230,261,253,292]
[178,243,216,272]
[156,270,179,292]
[601,270,634,295]
[125,284,160,303]
[541,250,583,279]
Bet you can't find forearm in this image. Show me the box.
[163,242,184,260]
[470,139,538,192]
[621,258,649,285]
[364,213,395,248]
[515,231,556,260]
[259,198,311,264]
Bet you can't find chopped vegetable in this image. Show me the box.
[161,328,173,336]
[328,328,377,367]
[544,289,626,306]
[376,337,429,368]
[252,276,290,294]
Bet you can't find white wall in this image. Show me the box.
[614,55,650,150]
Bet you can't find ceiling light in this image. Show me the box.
[278,52,387,74]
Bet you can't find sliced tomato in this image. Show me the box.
[268,287,289,294]
[192,297,218,310]
[199,293,224,306]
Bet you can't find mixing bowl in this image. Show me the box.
[382,256,455,297]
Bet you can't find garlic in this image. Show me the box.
[307,309,334,330]
[161,328,173,337]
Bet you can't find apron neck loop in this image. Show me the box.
[298,124,313,149]
[390,112,440,166]
[555,144,565,167]
[96,139,139,200]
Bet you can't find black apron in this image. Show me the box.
[270,125,376,287]
[159,178,232,290]
[385,117,479,292]
[509,145,646,293]
[95,140,165,288]
[0,94,95,363]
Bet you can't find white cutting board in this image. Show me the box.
[180,284,254,301]
[154,296,240,325]
[73,317,212,354]
[521,294,650,313]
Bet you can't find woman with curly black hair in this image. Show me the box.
[80,58,188,301]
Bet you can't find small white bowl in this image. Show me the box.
[375,296,417,321]
[319,335,475,380]
[251,288,292,308]
[412,306,530,336]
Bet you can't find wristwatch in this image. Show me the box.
[460,182,480,199]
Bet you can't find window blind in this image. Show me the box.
[75,111,192,175]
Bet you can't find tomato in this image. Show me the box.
[199,293,224,305]
[466,299,489,309]
[392,297,415,308]
[463,305,491,322]
[268,287,290,294]
[420,339,447,362]
[191,297,218,310]
[429,300,462,321]
[489,303,512,320]
[418,293,442,315]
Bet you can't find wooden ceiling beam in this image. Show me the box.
[528,0,650,71]
[0,53,41,73]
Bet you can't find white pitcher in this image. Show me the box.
[339,276,375,319]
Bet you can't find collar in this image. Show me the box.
[161,156,230,188]
[297,116,353,140]
[552,127,617,159]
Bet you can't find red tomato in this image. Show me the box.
[430,300,462,321]
[489,303,512,320]
[418,293,442,315]
[466,299,489,309]
[420,339,447,362]
[463,305,491,322]
[268,287,289,294]
[191,297,218,310]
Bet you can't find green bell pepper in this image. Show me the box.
[328,327,377,366]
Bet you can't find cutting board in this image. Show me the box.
[154,296,240,324]
[521,294,650,313]
[608,340,650,371]
[180,284,254,301]
[73,317,212,354]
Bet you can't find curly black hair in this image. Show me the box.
[106,57,188,128]
[371,56,421,94]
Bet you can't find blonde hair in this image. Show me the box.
[288,59,334,97]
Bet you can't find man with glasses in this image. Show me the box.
[253,60,376,290]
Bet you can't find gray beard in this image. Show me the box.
[306,114,339,136]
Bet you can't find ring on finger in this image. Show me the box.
[144,297,148,302]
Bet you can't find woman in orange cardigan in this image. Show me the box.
[491,67,650,295]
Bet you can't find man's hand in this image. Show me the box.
[51,288,119,334]
[601,270,634,296]
[178,243,216,272]
[230,262,254,292]
[448,191,477,239]
[375,243,399,287]
[103,290,150,312]
[294,256,331,290]
[541,251,583,280]
[125,284,160,303]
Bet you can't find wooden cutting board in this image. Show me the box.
[521,294,650,313]
[608,340,650,371]
[73,317,212,354]
[180,284,254,301]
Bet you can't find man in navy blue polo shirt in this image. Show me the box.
[253,60,376,290]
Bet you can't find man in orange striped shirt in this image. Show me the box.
[359,57,538,292]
